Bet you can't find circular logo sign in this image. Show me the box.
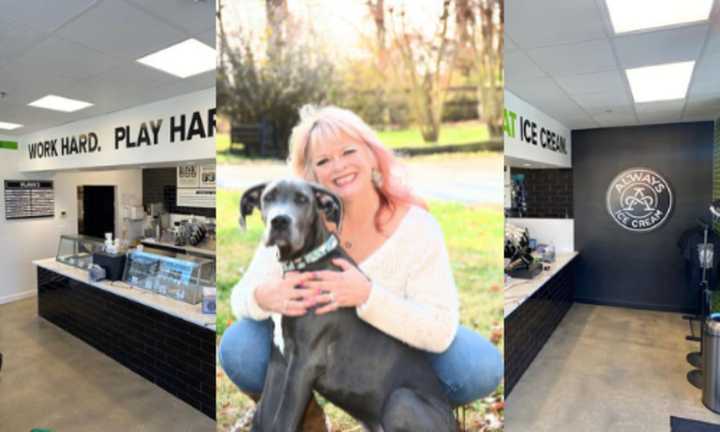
[606,168,673,232]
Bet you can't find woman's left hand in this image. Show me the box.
[303,258,372,314]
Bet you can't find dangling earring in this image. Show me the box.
[371,168,383,188]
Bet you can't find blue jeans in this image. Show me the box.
[219,319,503,406]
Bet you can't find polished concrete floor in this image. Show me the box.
[506,303,720,431]
[0,298,215,432]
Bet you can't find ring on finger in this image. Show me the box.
[328,291,336,305]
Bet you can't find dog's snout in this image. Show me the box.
[271,215,290,230]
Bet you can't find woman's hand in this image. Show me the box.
[304,259,372,314]
[254,272,316,316]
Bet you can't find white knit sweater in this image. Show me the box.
[230,205,460,353]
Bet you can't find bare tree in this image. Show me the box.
[266,0,289,55]
[476,0,503,138]
[388,0,457,143]
[454,0,503,138]
[366,0,387,67]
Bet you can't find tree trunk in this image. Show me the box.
[266,0,288,57]
[476,0,503,139]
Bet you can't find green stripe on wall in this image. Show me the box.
[0,140,18,150]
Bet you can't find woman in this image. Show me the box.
[219,106,503,430]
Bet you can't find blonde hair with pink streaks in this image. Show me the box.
[288,105,427,231]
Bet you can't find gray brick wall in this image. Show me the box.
[513,168,573,218]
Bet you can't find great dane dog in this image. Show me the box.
[239,178,457,432]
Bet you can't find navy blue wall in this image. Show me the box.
[573,122,714,313]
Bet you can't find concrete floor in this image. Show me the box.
[0,298,215,432]
[506,303,720,432]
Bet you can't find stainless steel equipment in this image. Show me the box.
[703,319,720,413]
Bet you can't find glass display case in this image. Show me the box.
[123,250,214,305]
[56,235,105,270]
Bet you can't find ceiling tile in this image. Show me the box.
[635,99,686,114]
[0,2,215,136]
[704,22,720,56]
[505,36,519,53]
[195,29,215,48]
[505,77,567,107]
[0,17,46,65]
[5,37,121,81]
[527,39,617,75]
[685,93,720,114]
[565,118,600,129]
[0,101,80,134]
[593,111,638,128]
[0,62,78,106]
[0,0,97,32]
[506,0,608,49]
[63,63,180,110]
[55,0,187,59]
[692,52,720,89]
[571,90,632,114]
[614,24,708,68]
[505,51,547,83]
[636,100,685,123]
[555,70,626,95]
[125,0,215,35]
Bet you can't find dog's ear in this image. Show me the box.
[311,184,343,230]
[239,182,267,229]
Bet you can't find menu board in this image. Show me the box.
[177,164,215,208]
[4,180,55,220]
[177,188,216,208]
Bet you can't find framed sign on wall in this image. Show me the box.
[4,180,54,220]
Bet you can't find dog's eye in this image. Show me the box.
[295,194,309,205]
[263,193,275,203]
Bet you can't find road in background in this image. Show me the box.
[217,154,503,205]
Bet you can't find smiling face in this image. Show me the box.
[308,129,377,204]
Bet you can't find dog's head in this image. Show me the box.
[239,179,342,259]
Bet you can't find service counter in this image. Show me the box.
[504,252,578,396]
[33,258,216,418]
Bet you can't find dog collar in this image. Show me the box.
[282,235,339,272]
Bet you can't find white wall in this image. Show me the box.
[506,218,575,253]
[0,147,142,304]
[53,169,143,239]
[0,142,56,303]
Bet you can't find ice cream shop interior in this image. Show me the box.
[0,1,216,430]
[504,0,720,430]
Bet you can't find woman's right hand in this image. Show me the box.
[254,272,316,316]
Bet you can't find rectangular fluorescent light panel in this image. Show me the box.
[626,61,695,103]
[606,0,713,33]
[28,95,93,112]
[0,121,23,130]
[136,39,216,78]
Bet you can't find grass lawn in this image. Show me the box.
[216,121,492,165]
[377,121,490,148]
[216,189,504,431]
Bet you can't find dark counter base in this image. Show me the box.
[505,258,575,397]
[37,267,216,419]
